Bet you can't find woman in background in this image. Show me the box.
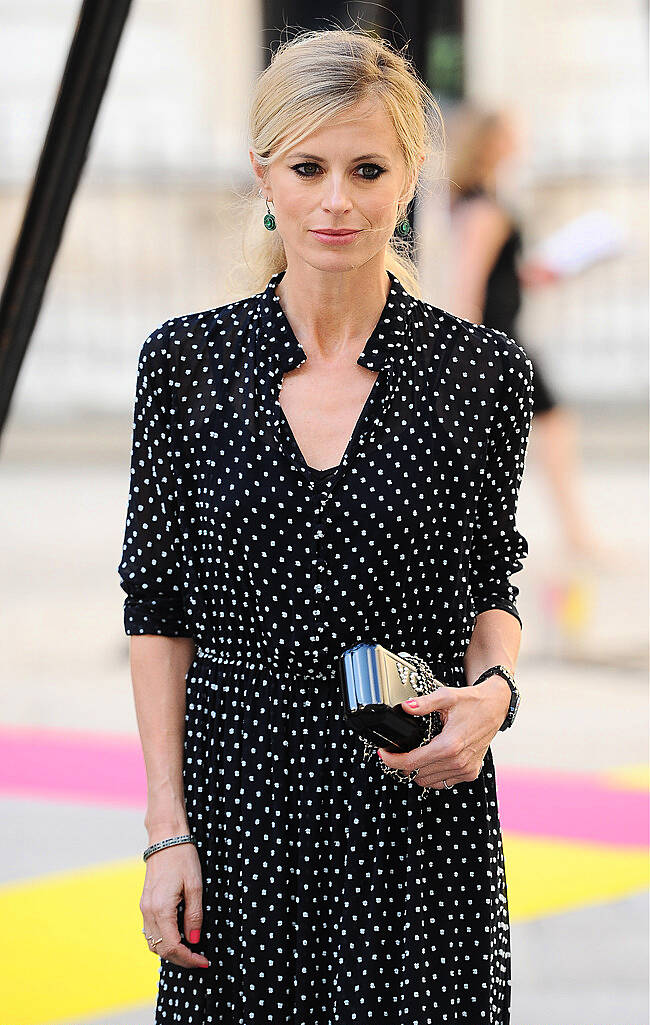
[446,103,603,561]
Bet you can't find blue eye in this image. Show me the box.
[290,163,386,180]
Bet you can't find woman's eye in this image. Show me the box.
[290,163,386,180]
[357,164,386,180]
[291,163,320,177]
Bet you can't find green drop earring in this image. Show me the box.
[263,198,276,231]
[397,216,411,237]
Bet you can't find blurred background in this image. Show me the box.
[0,2,648,1023]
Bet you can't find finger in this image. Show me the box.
[153,906,210,970]
[377,748,419,774]
[379,732,463,776]
[182,876,204,947]
[142,913,160,955]
[400,686,457,715]
[419,752,476,780]
[418,749,486,784]
[416,775,461,790]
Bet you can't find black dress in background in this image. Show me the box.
[457,184,556,415]
[118,268,535,1023]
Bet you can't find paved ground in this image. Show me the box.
[0,406,648,1025]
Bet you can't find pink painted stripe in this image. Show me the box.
[496,766,650,849]
[0,724,648,848]
[0,724,146,806]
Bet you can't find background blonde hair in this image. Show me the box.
[445,102,504,203]
[224,27,446,301]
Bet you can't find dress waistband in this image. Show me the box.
[193,645,335,681]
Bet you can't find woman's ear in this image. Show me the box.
[400,161,423,207]
[249,151,267,193]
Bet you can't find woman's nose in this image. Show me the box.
[321,179,352,211]
[321,196,353,216]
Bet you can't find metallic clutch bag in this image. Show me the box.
[338,642,447,799]
[339,640,446,744]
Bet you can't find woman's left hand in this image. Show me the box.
[377,677,511,789]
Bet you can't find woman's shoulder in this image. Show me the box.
[414,297,533,389]
[137,290,267,370]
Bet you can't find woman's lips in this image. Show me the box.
[309,229,362,245]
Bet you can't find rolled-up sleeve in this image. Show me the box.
[469,344,535,629]
[117,326,192,637]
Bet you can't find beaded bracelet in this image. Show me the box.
[143,833,195,862]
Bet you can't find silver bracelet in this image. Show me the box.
[143,833,194,862]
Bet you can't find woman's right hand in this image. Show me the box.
[140,840,210,970]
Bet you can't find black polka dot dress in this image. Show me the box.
[118,268,535,1024]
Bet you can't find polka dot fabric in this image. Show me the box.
[118,268,535,1024]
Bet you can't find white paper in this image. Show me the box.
[529,209,627,275]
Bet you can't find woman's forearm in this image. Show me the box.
[462,609,521,717]
[130,634,196,840]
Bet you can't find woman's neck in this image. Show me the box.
[274,263,391,366]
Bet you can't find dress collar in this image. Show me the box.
[258,268,415,373]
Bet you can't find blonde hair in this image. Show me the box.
[445,102,504,204]
[224,27,445,301]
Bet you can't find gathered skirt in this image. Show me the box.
[154,658,511,1024]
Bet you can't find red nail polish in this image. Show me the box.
[189,928,200,943]
[377,749,383,760]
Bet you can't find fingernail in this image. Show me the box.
[405,699,418,707]
[190,929,200,943]
[201,960,210,968]
[377,749,383,759]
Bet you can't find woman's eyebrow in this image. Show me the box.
[288,152,390,162]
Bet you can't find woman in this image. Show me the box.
[447,102,602,560]
[118,29,533,1024]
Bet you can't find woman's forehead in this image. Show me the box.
[286,102,398,154]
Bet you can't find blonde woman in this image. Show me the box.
[446,102,604,561]
[118,29,533,1024]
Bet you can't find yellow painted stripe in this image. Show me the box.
[1,840,649,1024]
[0,859,157,1025]
[503,833,650,921]
[601,762,650,791]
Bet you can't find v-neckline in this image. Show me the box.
[277,369,385,480]
[256,267,413,489]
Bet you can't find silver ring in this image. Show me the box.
[443,779,453,789]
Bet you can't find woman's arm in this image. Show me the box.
[463,340,534,718]
[378,344,534,783]
[131,634,195,842]
[447,198,512,322]
[381,606,522,784]
[117,326,195,837]
[468,344,535,629]
[462,609,520,720]
[117,329,209,971]
[117,326,193,638]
